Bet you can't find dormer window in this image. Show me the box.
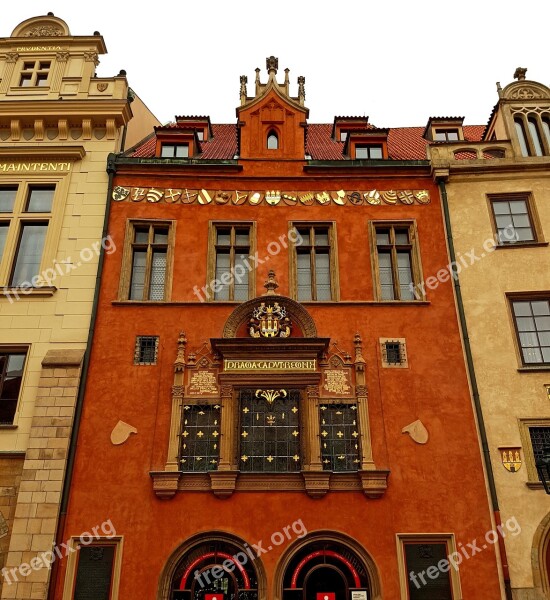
[434,129,459,142]
[19,61,51,87]
[267,131,279,150]
[355,144,383,159]
[160,143,189,158]
[423,117,464,142]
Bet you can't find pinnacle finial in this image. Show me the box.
[266,56,278,74]
[513,67,527,81]
[263,270,279,295]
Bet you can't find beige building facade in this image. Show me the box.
[0,13,158,599]
[430,70,550,599]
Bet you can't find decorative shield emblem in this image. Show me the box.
[96,82,108,92]
[265,190,281,205]
[249,302,291,338]
[501,448,522,472]
[112,186,130,202]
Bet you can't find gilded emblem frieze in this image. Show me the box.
[112,187,431,206]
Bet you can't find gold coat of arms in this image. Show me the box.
[249,302,291,338]
[501,448,522,472]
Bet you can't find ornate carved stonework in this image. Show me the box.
[266,56,278,73]
[23,25,63,37]
[84,51,99,65]
[298,75,306,101]
[510,87,544,100]
[6,52,19,64]
[223,294,318,338]
[56,51,69,62]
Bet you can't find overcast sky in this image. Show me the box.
[4,1,549,128]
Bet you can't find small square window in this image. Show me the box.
[380,338,408,368]
[134,336,159,365]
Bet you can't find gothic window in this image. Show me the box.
[267,130,279,150]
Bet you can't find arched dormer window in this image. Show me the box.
[515,118,529,157]
[267,130,279,150]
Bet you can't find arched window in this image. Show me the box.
[528,118,544,156]
[282,540,372,600]
[267,130,278,150]
[542,117,550,150]
[171,539,260,600]
[515,118,529,157]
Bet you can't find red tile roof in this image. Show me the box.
[127,123,486,161]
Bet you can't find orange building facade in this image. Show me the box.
[50,59,503,599]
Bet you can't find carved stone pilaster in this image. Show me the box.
[84,51,99,65]
[209,471,238,499]
[56,51,69,62]
[218,385,234,471]
[165,332,186,472]
[6,52,19,63]
[150,471,181,499]
[302,471,330,498]
[358,470,389,499]
[305,385,322,470]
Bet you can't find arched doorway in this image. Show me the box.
[160,533,265,600]
[278,533,380,600]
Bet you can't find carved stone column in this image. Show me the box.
[165,332,186,473]
[302,384,329,498]
[52,51,69,93]
[210,384,237,498]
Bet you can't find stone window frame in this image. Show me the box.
[206,221,257,302]
[369,220,424,302]
[133,335,159,365]
[487,192,544,247]
[117,219,175,302]
[0,177,68,293]
[18,59,51,88]
[61,536,124,600]
[396,533,462,600]
[519,418,550,486]
[379,337,408,368]
[319,399,362,472]
[289,221,340,302]
[507,293,550,368]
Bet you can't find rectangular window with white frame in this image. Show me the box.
[0,349,27,426]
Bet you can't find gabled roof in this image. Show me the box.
[127,122,486,161]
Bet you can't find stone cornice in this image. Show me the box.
[0,146,85,160]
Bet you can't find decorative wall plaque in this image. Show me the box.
[187,370,219,396]
[500,447,522,472]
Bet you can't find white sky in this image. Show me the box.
[4,1,549,128]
